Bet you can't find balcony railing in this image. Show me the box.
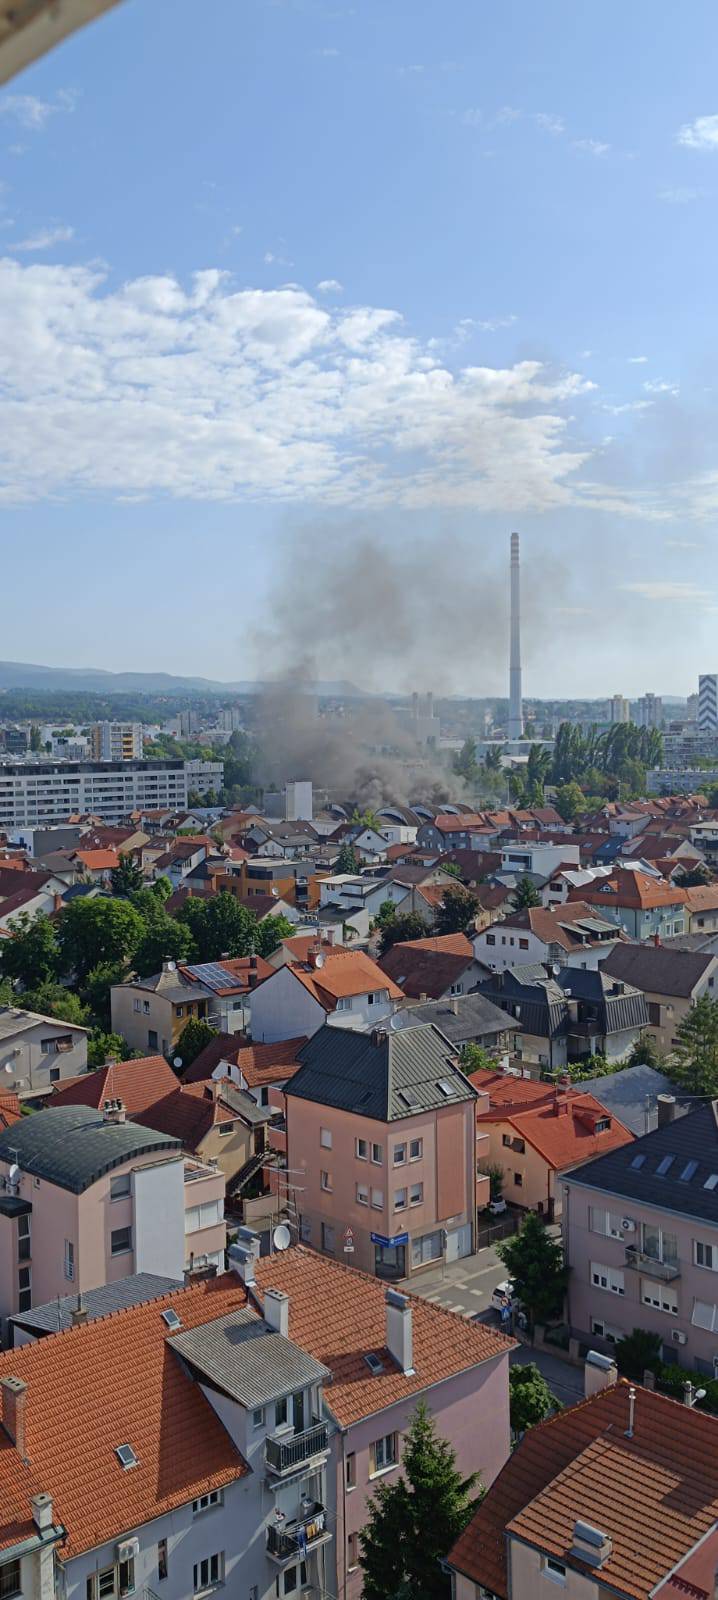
[266,1502,330,1563]
[625,1245,681,1281]
[265,1420,329,1475]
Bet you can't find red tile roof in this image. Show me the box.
[0,1274,248,1559]
[50,1056,179,1115]
[133,1081,238,1147]
[253,1246,514,1428]
[282,949,404,1006]
[568,869,688,911]
[0,1094,21,1130]
[71,849,120,871]
[182,1034,308,1089]
[475,1084,634,1169]
[378,933,476,999]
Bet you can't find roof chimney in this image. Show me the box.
[70,1293,88,1328]
[450,997,459,1015]
[583,1350,617,1398]
[370,1028,388,1048]
[102,1097,126,1125]
[263,1288,290,1338]
[385,1289,414,1375]
[657,1093,677,1127]
[1,1376,27,1458]
[570,1521,613,1570]
[228,1230,260,1286]
[30,1492,53,1534]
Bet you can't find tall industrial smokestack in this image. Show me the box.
[508,531,524,739]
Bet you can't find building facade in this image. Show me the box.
[91,723,145,761]
[699,673,718,734]
[0,761,190,827]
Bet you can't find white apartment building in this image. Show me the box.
[609,694,630,724]
[184,759,224,794]
[0,761,189,827]
[91,723,145,761]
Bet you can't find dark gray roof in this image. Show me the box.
[577,1063,695,1137]
[478,969,568,1041]
[287,1021,476,1121]
[170,1307,329,1407]
[601,942,716,999]
[9,1273,184,1338]
[0,1105,182,1193]
[389,993,519,1044]
[566,1101,718,1224]
[556,967,649,1035]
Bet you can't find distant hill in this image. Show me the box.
[0,660,365,697]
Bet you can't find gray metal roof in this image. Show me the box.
[169,1308,329,1407]
[566,1101,718,1224]
[9,1273,184,1337]
[287,1021,475,1121]
[0,1104,182,1193]
[577,1063,695,1137]
[602,942,717,999]
[389,993,519,1044]
[0,1005,88,1040]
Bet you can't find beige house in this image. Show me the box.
[111,961,211,1057]
[601,943,718,1055]
[0,1005,89,1099]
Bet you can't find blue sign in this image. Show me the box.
[500,1306,512,1323]
[371,1232,409,1248]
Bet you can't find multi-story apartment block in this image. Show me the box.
[0,1101,226,1333]
[0,760,189,826]
[636,692,663,728]
[699,673,718,733]
[564,1098,718,1374]
[91,722,145,761]
[609,693,630,723]
[285,1021,479,1278]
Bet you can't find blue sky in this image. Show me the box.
[1,0,718,695]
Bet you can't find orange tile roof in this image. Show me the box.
[684,884,718,914]
[182,1034,307,1089]
[378,933,476,998]
[568,869,688,912]
[449,1381,718,1600]
[253,1246,514,1428]
[280,935,347,963]
[72,849,120,870]
[284,949,404,1006]
[0,1274,248,1559]
[133,1081,237,1147]
[50,1056,179,1115]
[0,1094,20,1130]
[487,1094,634,1170]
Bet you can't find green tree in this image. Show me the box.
[678,864,712,888]
[554,781,586,822]
[0,912,60,989]
[509,1364,557,1437]
[175,1017,218,1069]
[497,1213,568,1334]
[512,875,541,910]
[359,1401,481,1600]
[441,861,463,879]
[460,1042,495,1075]
[254,913,296,959]
[57,898,145,982]
[526,744,551,805]
[668,993,718,1094]
[87,1030,141,1068]
[82,961,130,1028]
[176,890,257,962]
[29,724,42,752]
[626,1032,661,1069]
[484,745,503,773]
[615,1327,661,1381]
[110,855,144,897]
[708,786,718,810]
[18,982,90,1026]
[377,911,427,956]
[453,738,480,786]
[133,916,194,979]
[336,840,359,874]
[434,884,478,935]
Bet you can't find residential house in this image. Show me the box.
[448,1377,718,1600]
[65,847,120,884]
[566,867,688,940]
[417,813,502,853]
[0,1102,226,1333]
[684,884,718,933]
[473,901,626,973]
[476,965,647,1073]
[0,1006,89,1099]
[249,948,403,1043]
[9,1270,184,1344]
[389,992,520,1058]
[564,1098,718,1371]
[266,934,346,970]
[601,942,718,1056]
[286,1021,480,1278]
[470,1070,633,1219]
[577,1060,695,1136]
[378,933,488,1001]
[110,955,272,1057]
[499,839,581,878]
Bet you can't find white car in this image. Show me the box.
[491,1280,519,1314]
[488,1196,507,1216]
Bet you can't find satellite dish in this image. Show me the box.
[173,1056,183,1070]
[273,1224,291,1252]
[314,951,325,969]
[8,1164,19,1185]
[3,1062,13,1075]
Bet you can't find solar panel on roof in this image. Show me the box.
[184,961,238,992]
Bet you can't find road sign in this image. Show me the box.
[343,1226,354,1254]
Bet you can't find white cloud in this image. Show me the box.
[0,89,77,130]
[620,581,708,603]
[658,187,702,203]
[573,138,610,156]
[13,225,74,253]
[628,355,648,364]
[316,278,343,293]
[0,258,597,510]
[665,538,701,549]
[677,114,718,150]
[643,378,679,396]
[535,113,564,135]
[494,105,522,124]
[461,108,482,127]
[319,47,340,56]
[602,400,653,415]
[473,314,518,333]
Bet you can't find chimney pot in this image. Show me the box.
[30,1492,53,1533]
[71,1293,88,1328]
[657,1092,677,1127]
[385,1289,414,1375]
[1,1376,27,1458]
[263,1287,290,1338]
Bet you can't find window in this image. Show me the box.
[143,1000,150,1014]
[17,1215,30,1262]
[590,1317,622,1345]
[148,1029,158,1049]
[409,1183,423,1206]
[299,1216,311,1243]
[176,1006,184,1019]
[320,1170,332,1192]
[41,1035,72,1055]
[110,1173,131,1201]
[695,1240,718,1271]
[320,1127,333,1149]
[642,1223,678,1267]
[110,1227,132,1256]
[371,1433,397,1473]
[157,1542,168,1583]
[588,1207,624,1239]
[277,1564,307,1598]
[641,1279,678,1315]
[49,1067,60,1083]
[519,938,529,950]
[321,1221,335,1254]
[17,1264,31,1313]
[252,1407,265,1429]
[486,934,495,946]
[594,1118,610,1133]
[543,1557,566,1584]
[394,1188,407,1211]
[411,1230,442,1267]
[218,1123,233,1136]
[393,1143,406,1165]
[591,1261,625,1295]
[193,1491,222,1514]
[356,1183,369,1206]
[274,1396,289,1428]
[345,1451,356,1489]
[371,1143,383,1165]
[409,1138,423,1161]
[502,1134,512,1147]
[97,1567,116,1599]
[514,1172,523,1187]
[0,1563,21,1600]
[133,999,142,1013]
[118,1561,135,1599]
[371,1188,384,1209]
[336,997,352,1011]
[692,1299,718,1332]
[64,1239,74,1281]
[193,1554,223,1594]
[356,1138,368,1160]
[347,1533,359,1572]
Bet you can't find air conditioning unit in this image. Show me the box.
[117,1539,140,1561]
[671,1330,687,1346]
[621,1218,636,1233]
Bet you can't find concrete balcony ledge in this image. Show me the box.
[265,1421,329,1476]
[625,1245,681,1281]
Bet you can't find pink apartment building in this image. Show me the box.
[285,1021,480,1279]
[0,1099,226,1335]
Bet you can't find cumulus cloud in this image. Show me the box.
[628,355,648,364]
[316,278,343,293]
[573,138,610,156]
[620,580,708,603]
[0,89,77,130]
[13,225,74,253]
[643,378,679,396]
[677,114,718,150]
[535,113,564,135]
[0,258,598,510]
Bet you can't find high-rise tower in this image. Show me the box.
[508,531,524,739]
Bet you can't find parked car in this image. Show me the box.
[490,1280,519,1314]
[488,1196,507,1216]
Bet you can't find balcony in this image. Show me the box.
[266,1501,331,1563]
[265,1421,329,1476]
[625,1245,681,1281]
